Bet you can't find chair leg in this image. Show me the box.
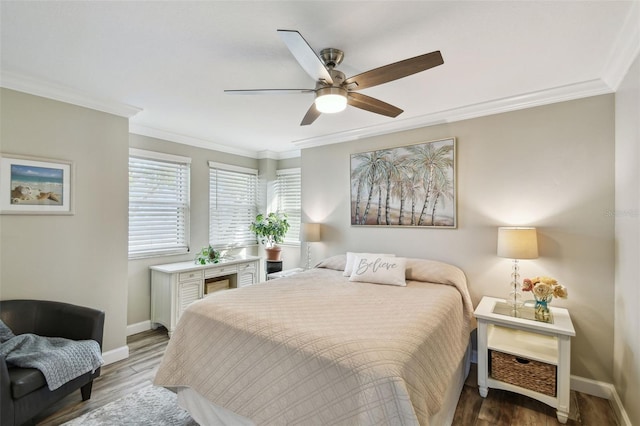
[80,381,93,401]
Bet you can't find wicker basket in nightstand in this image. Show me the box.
[490,350,557,397]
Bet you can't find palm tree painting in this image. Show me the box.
[350,138,456,227]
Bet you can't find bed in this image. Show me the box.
[154,254,474,425]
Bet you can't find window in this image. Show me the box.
[209,162,258,247]
[275,168,301,244]
[128,149,190,259]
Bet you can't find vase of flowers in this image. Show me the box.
[522,276,568,321]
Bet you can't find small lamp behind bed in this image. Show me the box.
[303,223,321,269]
[497,227,538,314]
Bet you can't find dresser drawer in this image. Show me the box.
[204,265,237,278]
[238,261,257,273]
[179,270,203,282]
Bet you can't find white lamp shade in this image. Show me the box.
[303,223,321,242]
[314,87,347,113]
[497,227,538,259]
[315,94,347,113]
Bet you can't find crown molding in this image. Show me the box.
[0,71,142,118]
[257,150,301,160]
[292,78,613,149]
[129,123,259,159]
[602,1,640,91]
[129,127,301,160]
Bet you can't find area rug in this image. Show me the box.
[62,385,198,425]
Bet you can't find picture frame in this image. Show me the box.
[0,153,74,215]
[350,137,456,228]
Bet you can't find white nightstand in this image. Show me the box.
[266,268,304,280]
[474,296,576,423]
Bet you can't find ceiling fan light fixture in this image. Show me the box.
[315,87,347,113]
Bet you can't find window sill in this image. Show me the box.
[128,250,190,261]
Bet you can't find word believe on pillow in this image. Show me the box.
[349,255,407,286]
[343,252,395,277]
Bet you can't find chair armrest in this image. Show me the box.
[0,354,14,425]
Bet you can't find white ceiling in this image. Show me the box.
[1,1,638,158]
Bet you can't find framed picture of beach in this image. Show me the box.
[0,154,74,215]
[350,137,456,228]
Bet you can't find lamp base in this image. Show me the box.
[306,242,312,270]
[507,259,523,315]
[507,290,523,316]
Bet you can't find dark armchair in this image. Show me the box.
[0,299,105,426]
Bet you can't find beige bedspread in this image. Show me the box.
[154,257,473,425]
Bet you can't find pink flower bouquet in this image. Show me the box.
[522,276,568,299]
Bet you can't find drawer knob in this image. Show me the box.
[515,357,530,364]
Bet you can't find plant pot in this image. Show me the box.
[265,246,282,261]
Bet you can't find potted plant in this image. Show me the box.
[195,245,221,265]
[249,212,290,260]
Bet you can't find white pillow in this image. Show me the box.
[349,255,407,286]
[343,252,395,277]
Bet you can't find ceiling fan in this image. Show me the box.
[224,30,444,126]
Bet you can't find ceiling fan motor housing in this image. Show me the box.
[317,68,346,88]
[320,48,344,68]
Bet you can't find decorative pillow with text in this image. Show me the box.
[348,255,407,286]
[343,252,395,277]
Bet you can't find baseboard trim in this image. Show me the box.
[102,345,129,365]
[570,375,631,426]
[570,375,611,398]
[610,385,633,426]
[127,320,152,336]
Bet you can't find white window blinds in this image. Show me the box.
[276,168,301,244]
[209,162,258,247]
[128,149,191,259]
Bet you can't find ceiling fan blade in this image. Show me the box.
[277,29,333,85]
[300,103,321,126]
[344,51,443,90]
[347,92,403,118]
[224,89,314,95]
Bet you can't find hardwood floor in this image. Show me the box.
[35,328,619,425]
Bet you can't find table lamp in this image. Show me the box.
[497,227,538,312]
[303,223,321,269]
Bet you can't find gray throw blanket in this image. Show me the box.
[0,320,103,391]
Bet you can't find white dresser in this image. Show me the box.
[150,256,260,336]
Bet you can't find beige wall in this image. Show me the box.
[614,53,640,425]
[277,156,301,170]
[0,88,129,353]
[302,94,615,382]
[258,156,303,272]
